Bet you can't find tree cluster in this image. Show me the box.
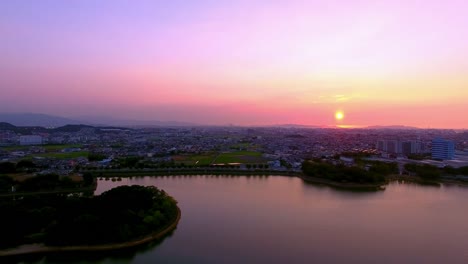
[302,160,386,184]
[0,185,178,248]
[0,173,95,194]
[442,166,468,176]
[404,163,441,180]
[0,160,37,174]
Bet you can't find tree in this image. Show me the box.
[0,175,15,192]
[0,162,16,174]
[404,163,441,180]
[82,172,94,186]
[16,160,36,170]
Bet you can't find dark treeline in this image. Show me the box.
[442,166,468,176]
[301,160,396,184]
[405,163,468,180]
[0,173,94,193]
[0,185,178,248]
[103,157,268,170]
[0,160,38,174]
[404,163,441,180]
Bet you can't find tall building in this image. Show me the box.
[386,140,398,154]
[432,138,455,160]
[401,141,422,155]
[377,140,423,155]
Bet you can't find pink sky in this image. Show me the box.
[1,0,468,128]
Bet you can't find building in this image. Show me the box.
[378,140,423,155]
[386,140,398,154]
[19,135,43,146]
[401,141,422,155]
[432,138,455,160]
[377,140,400,154]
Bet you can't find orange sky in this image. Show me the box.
[1,1,468,128]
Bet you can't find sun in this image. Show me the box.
[335,111,344,121]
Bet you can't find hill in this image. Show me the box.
[0,113,81,127]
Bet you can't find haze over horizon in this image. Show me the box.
[2,0,468,128]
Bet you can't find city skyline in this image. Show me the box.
[1,1,468,128]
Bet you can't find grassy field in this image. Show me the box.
[172,153,217,165]
[214,151,265,164]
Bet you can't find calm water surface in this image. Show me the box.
[35,175,468,264]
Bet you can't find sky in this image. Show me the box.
[1,0,468,128]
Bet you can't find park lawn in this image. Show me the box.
[172,153,217,165]
[214,151,265,164]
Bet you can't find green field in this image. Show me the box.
[213,151,265,164]
[172,153,217,165]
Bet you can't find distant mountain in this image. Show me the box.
[0,122,17,131]
[0,113,198,128]
[366,125,420,130]
[0,113,82,127]
[73,116,198,127]
[52,124,96,133]
[53,124,131,133]
[0,122,131,134]
[267,124,322,128]
[0,122,48,134]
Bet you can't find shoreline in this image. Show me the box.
[0,205,181,258]
[88,168,302,177]
[387,174,468,187]
[92,169,386,189]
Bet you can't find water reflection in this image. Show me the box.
[25,175,468,264]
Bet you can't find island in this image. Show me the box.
[0,185,180,257]
[300,159,397,189]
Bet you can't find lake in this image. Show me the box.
[33,175,468,263]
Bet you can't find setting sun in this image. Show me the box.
[335,111,344,121]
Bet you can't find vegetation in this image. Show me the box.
[0,162,17,174]
[0,185,178,248]
[88,152,107,161]
[15,159,36,170]
[0,175,15,192]
[366,160,399,175]
[442,166,468,176]
[0,173,95,194]
[172,153,217,166]
[214,151,264,164]
[404,163,441,180]
[301,160,387,184]
[407,154,431,160]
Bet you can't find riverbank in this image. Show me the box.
[0,205,181,258]
[87,168,302,177]
[387,174,468,187]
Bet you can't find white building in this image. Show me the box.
[19,135,43,145]
[377,140,423,155]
